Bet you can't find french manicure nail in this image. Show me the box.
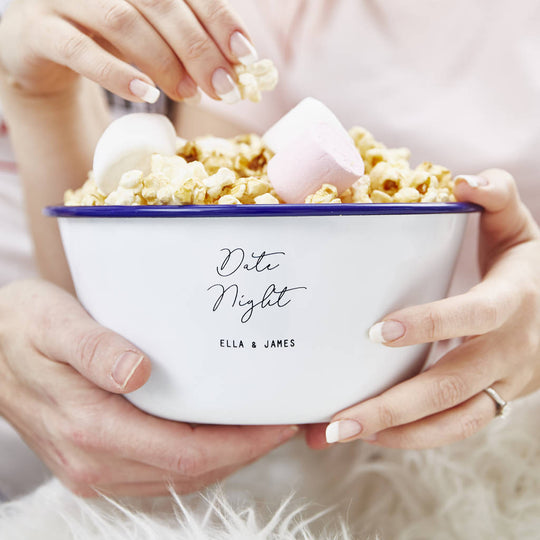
[368,320,406,344]
[230,31,258,65]
[454,175,488,188]
[326,419,362,443]
[112,351,144,389]
[212,68,241,104]
[129,79,160,104]
[183,88,202,106]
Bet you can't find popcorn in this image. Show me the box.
[254,193,280,204]
[203,168,236,199]
[64,176,106,206]
[235,59,279,102]
[305,184,341,204]
[218,194,242,205]
[64,125,457,206]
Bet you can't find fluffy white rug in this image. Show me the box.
[2,392,540,540]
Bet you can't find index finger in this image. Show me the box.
[368,278,519,347]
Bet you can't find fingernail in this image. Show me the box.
[129,79,160,104]
[454,175,488,188]
[368,320,406,344]
[212,68,241,104]
[230,31,258,65]
[112,351,144,389]
[326,420,362,443]
[279,425,299,443]
[183,88,202,106]
[177,76,200,104]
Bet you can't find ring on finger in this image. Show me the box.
[483,386,511,419]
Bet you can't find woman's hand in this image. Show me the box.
[0,280,297,497]
[0,0,256,103]
[305,169,540,450]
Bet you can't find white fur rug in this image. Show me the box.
[2,392,540,540]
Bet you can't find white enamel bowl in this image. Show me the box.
[46,203,479,424]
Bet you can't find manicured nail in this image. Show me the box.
[368,320,406,344]
[279,425,300,443]
[112,351,144,389]
[177,76,200,103]
[129,79,160,104]
[454,175,488,188]
[230,31,258,65]
[212,68,241,104]
[326,419,362,443]
[183,88,202,106]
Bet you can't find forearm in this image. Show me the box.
[0,72,109,290]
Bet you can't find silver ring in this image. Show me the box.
[483,387,511,419]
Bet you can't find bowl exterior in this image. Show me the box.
[59,212,469,424]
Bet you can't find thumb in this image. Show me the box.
[454,168,539,253]
[32,284,151,394]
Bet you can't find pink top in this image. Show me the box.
[198,0,540,294]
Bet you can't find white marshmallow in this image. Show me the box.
[93,113,177,195]
[267,123,365,204]
[262,97,348,154]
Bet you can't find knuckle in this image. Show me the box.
[137,0,175,15]
[434,373,467,408]
[66,426,104,452]
[57,33,87,62]
[458,413,482,440]
[476,298,501,331]
[102,2,138,32]
[183,32,213,62]
[375,403,399,429]
[94,61,114,85]
[155,54,182,80]
[75,328,112,373]
[425,309,442,341]
[201,1,232,25]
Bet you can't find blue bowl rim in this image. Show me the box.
[44,202,482,218]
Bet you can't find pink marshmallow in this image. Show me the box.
[267,123,365,204]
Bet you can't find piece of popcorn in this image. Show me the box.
[229,182,247,201]
[435,188,454,202]
[348,127,385,161]
[369,162,410,195]
[364,147,410,173]
[246,177,271,198]
[421,187,439,202]
[407,169,438,195]
[104,187,144,205]
[235,59,279,103]
[118,170,143,190]
[142,173,171,204]
[342,176,372,203]
[203,167,236,199]
[218,194,242,205]
[172,179,207,205]
[370,190,393,203]
[64,175,107,206]
[305,184,340,204]
[254,193,280,204]
[417,162,452,187]
[393,187,422,203]
[150,154,188,182]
